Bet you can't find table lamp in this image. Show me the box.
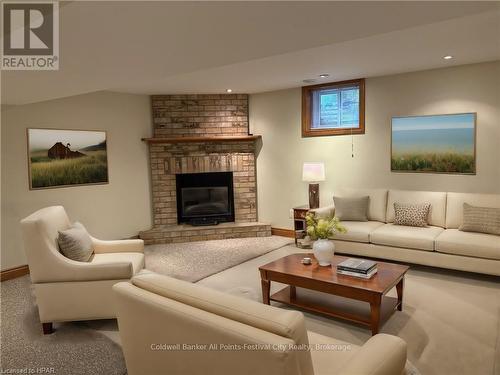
[302,162,325,209]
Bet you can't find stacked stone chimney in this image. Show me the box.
[140,94,270,244]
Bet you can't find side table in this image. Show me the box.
[293,205,310,248]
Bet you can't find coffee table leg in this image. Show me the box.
[370,295,382,335]
[396,278,404,312]
[290,285,296,300]
[261,279,270,305]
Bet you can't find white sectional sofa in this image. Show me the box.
[314,189,500,276]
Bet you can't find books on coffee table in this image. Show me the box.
[337,258,377,279]
[337,268,378,279]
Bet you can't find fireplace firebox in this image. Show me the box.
[176,172,235,226]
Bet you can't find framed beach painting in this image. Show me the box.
[27,128,109,189]
[391,113,476,174]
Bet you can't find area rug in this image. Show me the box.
[144,235,293,282]
[0,276,127,375]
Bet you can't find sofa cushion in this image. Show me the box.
[435,229,500,260]
[459,203,500,235]
[393,202,430,227]
[58,222,93,262]
[334,221,384,243]
[335,188,388,222]
[387,190,447,228]
[333,196,369,221]
[370,224,444,251]
[91,252,145,275]
[446,192,500,229]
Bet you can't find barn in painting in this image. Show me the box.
[28,129,108,189]
[47,142,85,159]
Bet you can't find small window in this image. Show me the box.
[302,78,365,137]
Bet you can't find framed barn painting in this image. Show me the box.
[27,128,109,189]
[391,113,476,174]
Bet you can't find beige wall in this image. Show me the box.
[250,61,500,229]
[1,91,152,270]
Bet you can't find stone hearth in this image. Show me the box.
[140,222,271,244]
[140,94,271,245]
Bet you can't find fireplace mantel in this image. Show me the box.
[142,135,261,144]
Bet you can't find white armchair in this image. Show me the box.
[20,206,145,334]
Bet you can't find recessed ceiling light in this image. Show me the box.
[319,74,330,78]
[226,89,232,93]
[303,79,317,84]
[443,55,453,60]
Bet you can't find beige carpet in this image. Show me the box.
[0,276,126,375]
[198,244,500,375]
[144,235,293,282]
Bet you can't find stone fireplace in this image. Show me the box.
[139,94,271,244]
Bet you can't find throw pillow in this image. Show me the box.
[459,203,500,236]
[393,202,430,227]
[333,196,369,221]
[58,222,93,262]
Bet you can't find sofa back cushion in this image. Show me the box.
[446,192,500,229]
[387,190,447,228]
[335,188,388,222]
[131,273,313,374]
[393,202,431,227]
[333,196,369,221]
[459,203,500,235]
[58,222,93,262]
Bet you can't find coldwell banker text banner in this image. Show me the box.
[1,1,59,70]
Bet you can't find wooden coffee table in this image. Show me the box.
[259,254,409,335]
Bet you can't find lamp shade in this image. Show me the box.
[302,162,325,182]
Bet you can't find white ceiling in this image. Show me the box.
[2,1,499,105]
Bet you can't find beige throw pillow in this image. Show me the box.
[58,222,94,262]
[393,202,430,227]
[333,196,369,221]
[459,203,500,236]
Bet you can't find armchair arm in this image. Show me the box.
[31,254,134,283]
[309,204,335,219]
[59,259,134,282]
[91,237,144,254]
[338,334,407,375]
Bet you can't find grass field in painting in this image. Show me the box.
[391,152,475,174]
[30,150,108,188]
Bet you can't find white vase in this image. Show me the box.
[312,239,335,266]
